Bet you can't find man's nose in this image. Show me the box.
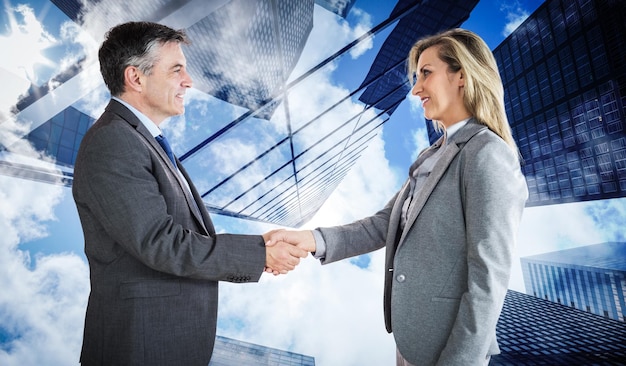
[183,70,193,88]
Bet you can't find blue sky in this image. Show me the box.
[1,1,625,365]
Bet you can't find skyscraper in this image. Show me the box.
[520,242,626,322]
[493,0,626,207]
[210,336,315,366]
[314,0,356,19]
[493,290,626,365]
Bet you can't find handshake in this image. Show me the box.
[263,229,316,275]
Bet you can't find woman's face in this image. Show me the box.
[411,46,469,128]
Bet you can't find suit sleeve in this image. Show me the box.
[73,120,265,281]
[437,138,528,364]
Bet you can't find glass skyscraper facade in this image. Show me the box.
[492,290,626,365]
[520,242,626,322]
[314,0,356,18]
[210,336,315,366]
[493,0,626,207]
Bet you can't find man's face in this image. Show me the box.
[139,41,192,124]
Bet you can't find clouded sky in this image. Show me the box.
[1,1,625,365]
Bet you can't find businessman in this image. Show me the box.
[72,21,307,366]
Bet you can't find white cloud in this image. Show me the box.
[218,253,395,365]
[0,176,89,366]
[0,6,90,365]
[0,4,50,145]
[346,7,374,59]
[0,4,57,84]
[409,127,430,162]
[290,6,373,80]
[500,1,530,37]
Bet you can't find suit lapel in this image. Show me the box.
[108,100,210,235]
[178,163,215,235]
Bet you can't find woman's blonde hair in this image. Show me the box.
[407,28,518,154]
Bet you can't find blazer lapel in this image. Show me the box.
[397,143,460,248]
[385,180,411,260]
[397,120,487,248]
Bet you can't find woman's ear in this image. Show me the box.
[458,71,465,87]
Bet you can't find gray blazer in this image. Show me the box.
[318,120,528,365]
[72,100,266,366]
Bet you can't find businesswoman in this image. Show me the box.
[267,28,528,365]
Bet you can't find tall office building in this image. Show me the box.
[210,336,315,366]
[493,0,626,207]
[314,0,356,18]
[492,290,626,365]
[520,242,626,322]
[183,0,314,120]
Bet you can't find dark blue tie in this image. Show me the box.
[155,134,177,167]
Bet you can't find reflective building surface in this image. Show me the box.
[494,0,626,207]
[521,242,626,322]
[210,336,315,366]
[492,290,626,365]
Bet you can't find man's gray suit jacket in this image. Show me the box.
[72,100,266,365]
[317,120,528,365]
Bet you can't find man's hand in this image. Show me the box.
[264,229,309,275]
[264,230,316,275]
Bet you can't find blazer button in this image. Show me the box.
[396,274,406,283]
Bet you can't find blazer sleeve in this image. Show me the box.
[73,117,266,281]
[437,136,528,364]
[316,191,398,264]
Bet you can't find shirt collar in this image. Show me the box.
[445,118,470,140]
[112,96,163,138]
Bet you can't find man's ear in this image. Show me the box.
[124,66,143,93]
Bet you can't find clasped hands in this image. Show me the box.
[263,229,316,275]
